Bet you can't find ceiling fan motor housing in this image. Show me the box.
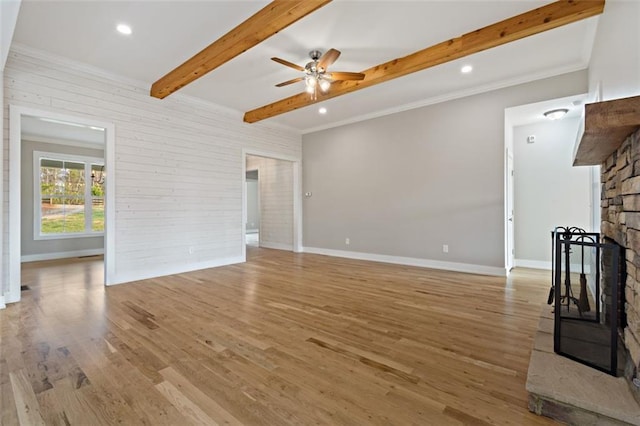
[306,50,324,74]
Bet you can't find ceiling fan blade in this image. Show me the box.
[271,57,305,72]
[317,48,341,70]
[327,71,365,81]
[275,77,304,87]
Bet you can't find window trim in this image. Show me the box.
[33,151,105,240]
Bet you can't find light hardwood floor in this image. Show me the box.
[1,248,558,425]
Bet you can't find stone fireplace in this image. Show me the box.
[527,97,640,424]
[601,126,640,397]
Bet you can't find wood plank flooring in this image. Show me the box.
[1,248,558,425]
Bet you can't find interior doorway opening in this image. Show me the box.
[245,168,260,247]
[504,93,597,274]
[7,105,116,304]
[242,150,302,260]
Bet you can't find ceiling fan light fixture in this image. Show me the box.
[272,48,364,98]
[305,76,317,88]
[544,108,569,120]
[319,79,331,92]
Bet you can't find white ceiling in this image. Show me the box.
[11,0,599,132]
[506,93,589,128]
[22,115,106,146]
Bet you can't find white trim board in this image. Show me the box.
[303,247,506,277]
[0,296,5,310]
[515,259,592,274]
[111,256,244,286]
[21,248,104,263]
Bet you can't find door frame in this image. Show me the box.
[6,105,116,303]
[504,111,515,275]
[506,149,515,272]
[241,149,302,261]
[245,168,260,245]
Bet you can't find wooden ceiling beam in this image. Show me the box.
[150,0,332,100]
[243,0,605,123]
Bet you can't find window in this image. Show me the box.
[35,151,105,238]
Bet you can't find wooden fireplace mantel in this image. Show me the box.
[573,95,640,166]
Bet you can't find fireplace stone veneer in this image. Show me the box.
[601,127,640,400]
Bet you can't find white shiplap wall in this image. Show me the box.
[246,155,293,250]
[2,47,301,291]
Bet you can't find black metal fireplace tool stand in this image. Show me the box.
[549,227,598,317]
[549,226,622,376]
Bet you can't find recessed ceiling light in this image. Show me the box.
[461,65,473,74]
[319,107,327,115]
[543,108,569,120]
[116,24,132,35]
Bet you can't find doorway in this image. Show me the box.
[245,169,260,247]
[504,94,595,272]
[7,105,115,304]
[242,150,302,261]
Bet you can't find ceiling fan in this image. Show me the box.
[272,49,365,98]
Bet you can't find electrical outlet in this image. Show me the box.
[345,238,350,245]
[443,244,449,253]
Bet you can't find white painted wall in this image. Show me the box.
[513,118,592,268]
[246,155,293,250]
[2,48,301,292]
[1,0,21,69]
[588,0,640,100]
[302,71,587,276]
[246,178,259,233]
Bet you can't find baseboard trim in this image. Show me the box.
[515,259,551,270]
[110,255,245,286]
[0,295,5,310]
[4,290,19,304]
[21,248,104,263]
[302,247,505,276]
[260,242,293,251]
[515,259,590,274]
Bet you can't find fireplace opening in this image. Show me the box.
[551,227,627,376]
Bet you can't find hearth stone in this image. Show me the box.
[526,307,640,425]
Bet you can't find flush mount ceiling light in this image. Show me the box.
[318,107,327,114]
[544,108,569,120]
[461,65,473,74]
[116,24,132,35]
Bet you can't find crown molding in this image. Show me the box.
[8,43,302,135]
[300,62,589,135]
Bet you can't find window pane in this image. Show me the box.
[41,197,85,234]
[63,162,85,195]
[92,201,104,232]
[38,156,104,236]
[90,164,106,233]
[40,166,58,196]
